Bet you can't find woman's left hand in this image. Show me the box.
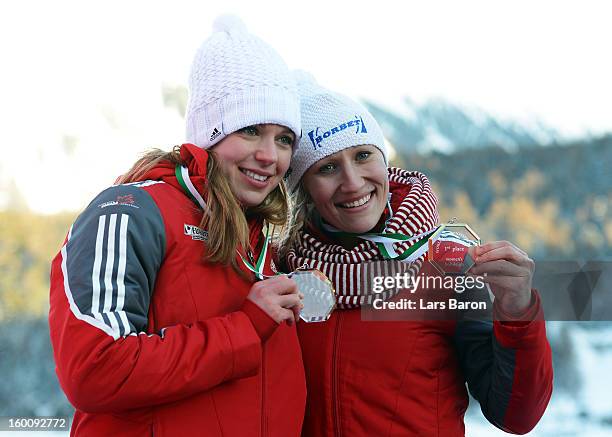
[468,240,535,316]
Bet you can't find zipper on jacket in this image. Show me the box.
[261,346,267,437]
[260,235,268,437]
[331,312,343,437]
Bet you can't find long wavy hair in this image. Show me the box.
[278,181,314,262]
[116,146,290,273]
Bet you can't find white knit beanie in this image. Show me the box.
[287,71,387,191]
[185,15,301,149]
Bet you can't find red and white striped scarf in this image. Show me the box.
[286,167,440,309]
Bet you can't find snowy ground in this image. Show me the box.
[1,403,611,437]
[2,324,611,436]
[465,396,612,436]
[467,420,612,437]
[465,322,612,436]
[2,399,611,437]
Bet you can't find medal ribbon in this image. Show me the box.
[175,164,271,280]
[238,225,271,280]
[360,228,439,262]
[320,219,441,263]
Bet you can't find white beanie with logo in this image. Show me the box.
[185,15,301,149]
[287,71,387,192]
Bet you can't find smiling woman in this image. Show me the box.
[48,15,307,437]
[302,145,388,234]
[214,124,295,207]
[282,72,553,436]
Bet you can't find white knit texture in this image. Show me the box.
[185,16,300,149]
[287,74,387,191]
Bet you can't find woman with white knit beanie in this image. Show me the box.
[283,72,553,436]
[49,16,306,436]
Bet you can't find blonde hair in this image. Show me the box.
[278,182,314,261]
[117,146,290,273]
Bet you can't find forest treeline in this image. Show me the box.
[395,134,611,261]
[0,137,610,319]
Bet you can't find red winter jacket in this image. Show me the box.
[294,182,553,436]
[297,298,552,436]
[49,144,306,436]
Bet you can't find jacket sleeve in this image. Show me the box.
[49,183,275,414]
[453,290,553,435]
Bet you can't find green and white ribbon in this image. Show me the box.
[360,227,439,262]
[238,225,271,280]
[361,226,477,263]
[320,219,440,263]
[175,165,209,213]
[175,164,270,280]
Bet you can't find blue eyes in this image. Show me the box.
[278,135,294,146]
[318,163,337,174]
[317,150,373,174]
[238,126,295,146]
[356,151,372,161]
[240,126,258,136]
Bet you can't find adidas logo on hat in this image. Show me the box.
[209,127,222,142]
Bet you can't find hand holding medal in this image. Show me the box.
[427,218,480,276]
[175,164,336,323]
[426,216,535,317]
[244,266,336,323]
[289,269,336,323]
[467,241,535,317]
